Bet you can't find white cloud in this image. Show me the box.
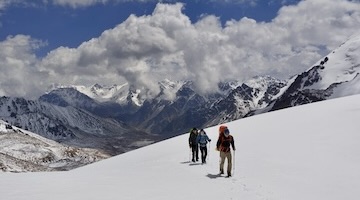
[0,35,48,98]
[1,0,360,99]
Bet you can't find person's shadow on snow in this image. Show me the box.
[179,161,202,166]
[206,173,222,179]
[189,162,202,166]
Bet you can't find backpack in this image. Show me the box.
[197,130,210,147]
[216,125,232,151]
[218,125,228,137]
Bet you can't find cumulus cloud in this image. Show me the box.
[1,0,360,99]
[0,35,48,98]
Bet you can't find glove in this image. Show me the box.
[209,139,211,142]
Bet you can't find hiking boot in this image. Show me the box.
[227,172,232,177]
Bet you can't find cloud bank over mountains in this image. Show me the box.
[1,0,360,99]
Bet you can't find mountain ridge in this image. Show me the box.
[266,33,360,112]
[0,120,109,172]
[0,96,158,155]
[41,76,285,137]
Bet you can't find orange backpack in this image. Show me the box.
[216,125,228,151]
[219,125,228,137]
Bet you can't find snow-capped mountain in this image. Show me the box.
[49,83,130,104]
[0,120,109,172]
[267,33,360,112]
[203,76,286,126]
[39,87,126,118]
[0,96,157,155]
[76,83,130,104]
[1,94,359,199]
[126,80,215,136]
[42,77,285,138]
[50,79,186,107]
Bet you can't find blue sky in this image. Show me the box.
[0,0,360,99]
[0,0,299,57]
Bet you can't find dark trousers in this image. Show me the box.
[191,144,199,161]
[199,146,208,163]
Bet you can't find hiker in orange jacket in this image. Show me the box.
[216,126,235,177]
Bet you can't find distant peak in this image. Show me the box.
[92,83,103,89]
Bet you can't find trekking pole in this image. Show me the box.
[219,152,221,172]
[189,146,191,162]
[208,141,211,162]
[233,149,236,176]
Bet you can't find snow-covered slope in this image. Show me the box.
[269,32,360,111]
[0,120,109,172]
[308,33,360,91]
[1,94,359,200]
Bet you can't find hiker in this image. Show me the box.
[216,126,235,177]
[188,127,199,162]
[196,129,211,164]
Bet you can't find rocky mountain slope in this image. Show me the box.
[263,33,360,112]
[0,97,157,155]
[0,120,109,172]
[41,76,285,138]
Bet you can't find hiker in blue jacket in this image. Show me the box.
[196,129,211,164]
